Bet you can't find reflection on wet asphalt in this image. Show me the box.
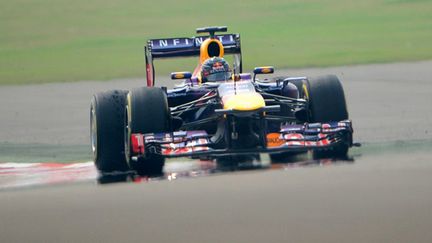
[0,162,96,190]
[8,138,432,189]
[0,152,355,190]
[97,153,355,185]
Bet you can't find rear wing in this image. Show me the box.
[145,33,242,86]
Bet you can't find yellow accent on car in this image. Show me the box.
[262,67,272,73]
[302,83,309,100]
[253,66,274,74]
[175,73,185,79]
[223,93,265,111]
[200,39,224,64]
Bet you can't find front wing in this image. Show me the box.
[130,120,353,159]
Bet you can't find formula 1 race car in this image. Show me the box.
[90,26,353,175]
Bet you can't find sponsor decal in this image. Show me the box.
[267,133,285,148]
[150,34,236,50]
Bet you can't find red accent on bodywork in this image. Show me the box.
[131,134,145,155]
[146,64,153,87]
[284,133,304,141]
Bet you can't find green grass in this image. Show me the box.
[1,0,431,85]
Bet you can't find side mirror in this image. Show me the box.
[171,72,192,80]
[253,66,274,82]
[253,66,274,75]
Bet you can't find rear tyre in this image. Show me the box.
[90,90,129,172]
[305,75,350,158]
[125,87,171,176]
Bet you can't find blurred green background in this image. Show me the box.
[1,0,431,85]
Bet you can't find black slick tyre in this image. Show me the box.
[90,90,129,173]
[305,75,350,158]
[125,87,171,176]
[306,75,348,123]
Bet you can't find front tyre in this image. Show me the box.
[90,90,129,172]
[125,87,171,176]
[306,75,348,123]
[305,75,350,158]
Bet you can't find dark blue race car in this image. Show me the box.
[90,26,354,175]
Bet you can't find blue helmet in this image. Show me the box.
[201,57,231,82]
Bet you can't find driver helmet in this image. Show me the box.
[201,57,231,82]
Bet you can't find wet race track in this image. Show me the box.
[0,61,432,242]
[0,154,353,190]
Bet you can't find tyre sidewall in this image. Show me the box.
[91,90,129,172]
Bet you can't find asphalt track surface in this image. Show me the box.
[1,61,432,242]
